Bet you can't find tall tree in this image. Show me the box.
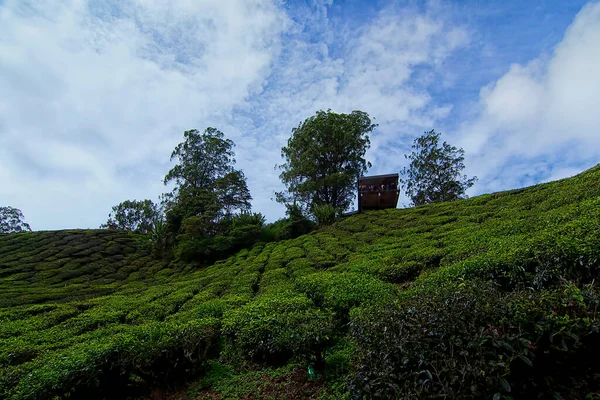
[401,129,478,206]
[100,199,159,233]
[163,127,251,231]
[0,206,31,233]
[215,170,252,216]
[164,128,236,192]
[277,109,376,214]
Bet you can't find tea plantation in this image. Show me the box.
[1,165,600,399]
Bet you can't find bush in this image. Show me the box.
[349,280,600,399]
[222,292,334,364]
[260,212,314,243]
[175,213,265,263]
[296,272,395,313]
[6,319,220,400]
[312,204,338,227]
[375,261,423,283]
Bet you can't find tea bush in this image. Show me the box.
[222,291,334,364]
[7,318,219,400]
[296,272,396,313]
[1,164,600,398]
[349,280,600,399]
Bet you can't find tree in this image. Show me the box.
[215,170,252,216]
[163,127,252,234]
[277,109,376,215]
[400,129,478,206]
[164,128,236,192]
[100,199,159,233]
[0,206,31,233]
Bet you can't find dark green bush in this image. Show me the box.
[375,261,423,283]
[349,280,600,399]
[175,213,265,263]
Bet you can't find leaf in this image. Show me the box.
[552,392,565,400]
[493,393,502,400]
[518,354,533,367]
[499,377,511,393]
[419,369,433,380]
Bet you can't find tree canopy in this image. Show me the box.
[0,206,31,233]
[401,129,478,206]
[277,109,376,215]
[163,128,252,228]
[164,127,236,191]
[100,199,159,233]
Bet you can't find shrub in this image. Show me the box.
[6,319,220,400]
[312,204,338,227]
[296,272,395,313]
[222,292,334,364]
[175,213,265,263]
[375,261,423,283]
[349,280,600,399]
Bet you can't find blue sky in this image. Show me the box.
[1,0,599,230]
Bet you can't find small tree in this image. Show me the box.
[401,129,477,206]
[101,199,159,233]
[0,206,31,233]
[277,109,376,215]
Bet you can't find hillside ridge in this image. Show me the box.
[1,164,599,399]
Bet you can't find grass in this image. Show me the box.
[0,165,599,399]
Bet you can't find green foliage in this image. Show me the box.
[149,215,167,256]
[0,206,31,233]
[100,199,158,233]
[401,129,478,206]
[222,292,334,364]
[297,272,395,312]
[286,202,315,237]
[350,280,600,399]
[1,164,600,399]
[312,203,338,227]
[163,127,251,229]
[277,109,376,214]
[8,319,219,400]
[260,205,315,242]
[175,212,265,262]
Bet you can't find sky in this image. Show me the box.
[1,0,599,230]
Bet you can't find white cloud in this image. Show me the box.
[0,0,482,229]
[231,1,471,219]
[459,1,600,194]
[0,0,287,229]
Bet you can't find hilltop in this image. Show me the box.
[1,165,599,399]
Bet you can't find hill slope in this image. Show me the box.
[1,165,599,399]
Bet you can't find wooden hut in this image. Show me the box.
[358,173,400,212]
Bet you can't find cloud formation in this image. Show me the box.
[0,0,287,229]
[0,0,598,230]
[459,1,600,192]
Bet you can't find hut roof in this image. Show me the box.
[359,173,399,180]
